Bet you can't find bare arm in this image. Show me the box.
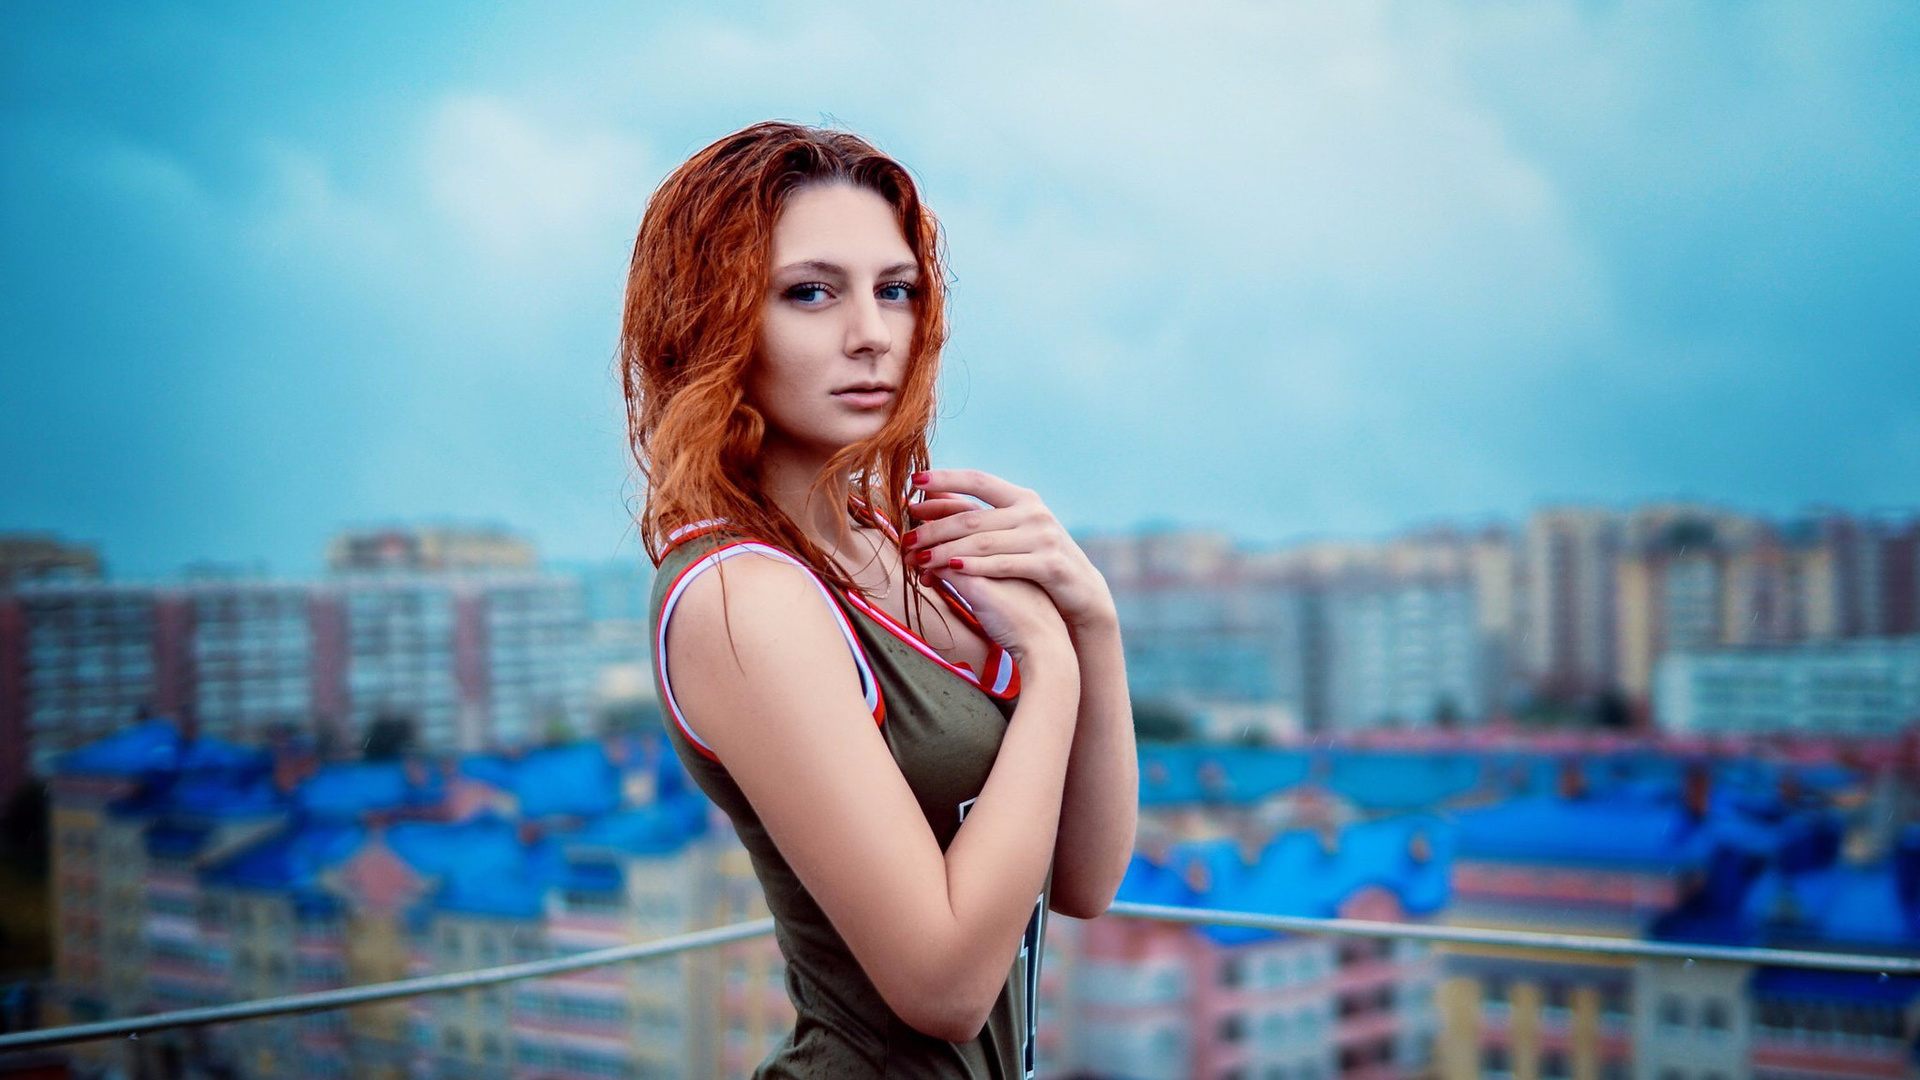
[906,469,1140,919]
[1048,612,1138,919]
[667,555,1079,1042]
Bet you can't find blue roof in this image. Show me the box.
[387,815,567,919]
[55,720,267,779]
[166,770,285,819]
[460,743,623,819]
[296,762,442,820]
[1325,753,1482,810]
[1736,863,1920,952]
[204,822,367,895]
[176,737,271,774]
[568,798,708,856]
[1117,815,1453,945]
[55,720,183,776]
[1651,812,1885,952]
[1752,967,1920,1006]
[1138,746,1315,805]
[1133,747,1860,819]
[1450,794,1720,869]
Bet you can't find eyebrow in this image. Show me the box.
[773,259,919,279]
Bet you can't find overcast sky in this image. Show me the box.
[3,1,1917,578]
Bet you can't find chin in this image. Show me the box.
[830,415,893,448]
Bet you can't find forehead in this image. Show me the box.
[770,183,914,267]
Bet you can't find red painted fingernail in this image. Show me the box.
[912,472,930,486]
[902,529,919,547]
[914,550,933,566]
[948,557,964,570]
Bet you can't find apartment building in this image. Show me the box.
[1086,816,1451,1080]
[1655,637,1920,738]
[1,567,591,800]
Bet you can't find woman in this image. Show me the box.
[623,121,1138,1078]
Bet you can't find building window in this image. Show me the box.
[1659,994,1687,1028]
[1219,1014,1246,1043]
[1221,956,1246,988]
[1543,1050,1569,1078]
[1481,1045,1509,1074]
[1702,1000,1729,1031]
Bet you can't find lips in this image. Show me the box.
[833,385,895,410]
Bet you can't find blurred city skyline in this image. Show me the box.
[4,1,1918,579]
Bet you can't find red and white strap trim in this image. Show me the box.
[662,518,728,553]
[839,589,1019,699]
[847,496,1021,700]
[655,541,883,761]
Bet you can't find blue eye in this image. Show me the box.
[879,282,916,303]
[785,283,831,304]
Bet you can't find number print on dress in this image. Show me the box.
[957,797,1045,1079]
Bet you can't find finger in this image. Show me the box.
[942,552,1053,580]
[918,528,1036,570]
[905,497,976,522]
[912,469,1029,510]
[905,507,1025,550]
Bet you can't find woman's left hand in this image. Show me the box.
[904,469,1118,633]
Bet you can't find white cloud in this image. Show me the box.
[419,96,651,265]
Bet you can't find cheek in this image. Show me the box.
[751,317,802,397]
[889,309,917,351]
[748,316,828,427]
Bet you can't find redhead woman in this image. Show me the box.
[623,121,1138,1078]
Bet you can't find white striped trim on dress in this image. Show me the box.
[655,541,883,761]
[665,518,728,547]
[839,589,1019,698]
[845,496,1020,700]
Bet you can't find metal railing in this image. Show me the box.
[5,902,1917,1053]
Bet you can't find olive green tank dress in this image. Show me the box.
[649,517,1049,1079]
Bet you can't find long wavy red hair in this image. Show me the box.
[621,121,948,594]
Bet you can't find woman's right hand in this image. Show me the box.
[927,565,1071,663]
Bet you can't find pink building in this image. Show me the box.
[1072,818,1449,1080]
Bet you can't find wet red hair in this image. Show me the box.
[621,121,948,593]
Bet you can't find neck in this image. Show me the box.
[758,439,856,553]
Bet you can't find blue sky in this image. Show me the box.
[3,1,1917,578]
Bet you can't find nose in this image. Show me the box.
[844,289,892,359]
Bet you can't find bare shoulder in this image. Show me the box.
[667,547,836,652]
[663,549,872,755]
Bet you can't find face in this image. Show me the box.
[751,182,919,462]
